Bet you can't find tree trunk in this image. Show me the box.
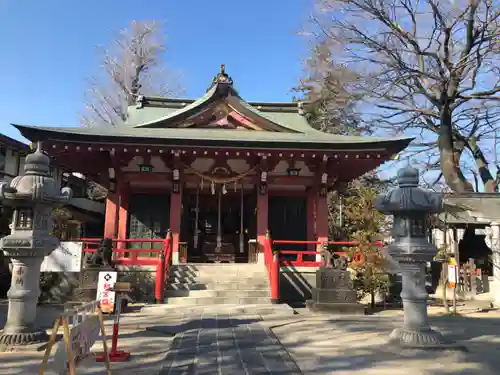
[439,105,475,193]
[469,137,498,193]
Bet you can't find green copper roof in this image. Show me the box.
[12,123,413,153]
[124,65,311,133]
[125,99,313,133]
[129,84,220,128]
[11,66,413,155]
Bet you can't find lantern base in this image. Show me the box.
[388,328,465,350]
[0,329,49,346]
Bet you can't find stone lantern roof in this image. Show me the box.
[0,142,72,206]
[376,165,442,214]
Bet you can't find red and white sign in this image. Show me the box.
[448,265,458,288]
[96,271,117,313]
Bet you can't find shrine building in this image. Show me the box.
[12,65,411,265]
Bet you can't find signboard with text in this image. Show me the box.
[96,271,117,313]
[40,242,83,272]
[448,265,458,288]
[51,315,101,371]
[39,302,110,375]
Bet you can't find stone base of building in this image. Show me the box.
[388,327,466,350]
[0,329,49,346]
[305,300,365,315]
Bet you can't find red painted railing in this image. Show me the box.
[79,231,173,303]
[267,237,385,303]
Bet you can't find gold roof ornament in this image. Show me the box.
[207,63,234,92]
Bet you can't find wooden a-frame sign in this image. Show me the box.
[39,305,111,375]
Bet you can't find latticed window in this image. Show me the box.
[16,208,33,229]
[127,194,170,257]
[410,218,425,237]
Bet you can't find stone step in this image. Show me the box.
[168,268,268,276]
[140,303,296,316]
[169,265,266,275]
[167,282,208,290]
[165,289,270,298]
[167,282,270,291]
[164,296,272,306]
[170,263,265,270]
[167,274,269,283]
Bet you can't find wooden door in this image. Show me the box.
[269,196,308,254]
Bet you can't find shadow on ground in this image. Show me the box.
[271,312,500,375]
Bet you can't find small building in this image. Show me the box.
[435,193,500,274]
[12,66,411,265]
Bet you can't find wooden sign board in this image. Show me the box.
[40,242,83,272]
[96,271,118,313]
[39,306,111,375]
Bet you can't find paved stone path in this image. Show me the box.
[158,310,303,375]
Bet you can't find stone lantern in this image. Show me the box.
[375,165,447,347]
[0,142,72,346]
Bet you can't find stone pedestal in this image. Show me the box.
[306,268,364,314]
[389,262,446,347]
[0,258,48,345]
[73,267,115,302]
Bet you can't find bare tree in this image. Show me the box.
[81,20,183,127]
[295,41,370,135]
[308,0,500,192]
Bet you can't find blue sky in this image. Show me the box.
[0,0,313,142]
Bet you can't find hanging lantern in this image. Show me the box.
[319,172,328,197]
[172,168,180,194]
[259,171,268,195]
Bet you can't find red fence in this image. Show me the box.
[79,232,173,303]
[263,233,384,303]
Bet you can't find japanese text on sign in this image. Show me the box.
[96,271,117,313]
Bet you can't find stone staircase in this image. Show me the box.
[164,263,271,306]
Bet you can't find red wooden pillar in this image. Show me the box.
[169,180,183,265]
[306,188,316,251]
[117,182,130,240]
[104,192,119,239]
[257,190,268,264]
[117,182,130,261]
[316,190,329,259]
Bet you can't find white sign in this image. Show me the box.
[96,271,117,313]
[40,242,83,272]
[448,265,458,286]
